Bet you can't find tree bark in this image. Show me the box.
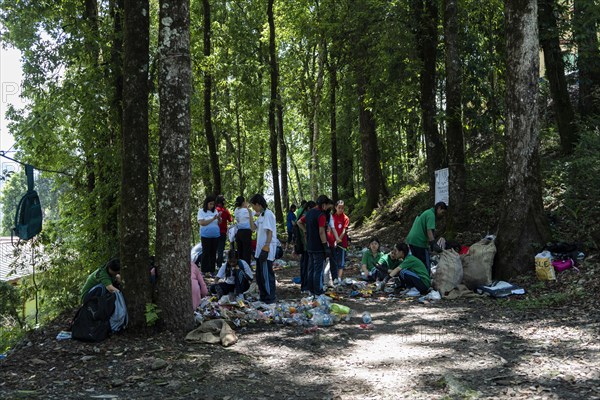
[329,60,338,202]
[416,0,446,192]
[121,0,150,330]
[573,0,600,117]
[277,93,289,211]
[495,0,551,279]
[267,0,283,223]
[443,0,466,230]
[538,0,577,153]
[203,0,221,195]
[156,0,194,333]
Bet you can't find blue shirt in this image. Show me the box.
[286,211,297,231]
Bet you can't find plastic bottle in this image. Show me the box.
[362,311,372,324]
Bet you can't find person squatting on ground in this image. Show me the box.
[210,248,254,301]
[297,195,334,296]
[327,200,349,284]
[215,195,233,273]
[233,196,254,266]
[191,259,209,309]
[372,243,403,290]
[248,194,278,304]
[388,242,431,294]
[360,237,384,282]
[197,195,222,276]
[405,201,447,273]
[80,258,122,303]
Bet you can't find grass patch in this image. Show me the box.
[503,288,586,310]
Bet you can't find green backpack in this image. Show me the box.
[13,165,43,241]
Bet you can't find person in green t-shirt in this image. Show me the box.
[360,237,384,281]
[371,244,403,290]
[388,243,431,294]
[405,202,447,273]
[80,258,122,303]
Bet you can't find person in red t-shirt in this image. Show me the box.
[215,195,233,270]
[327,200,350,284]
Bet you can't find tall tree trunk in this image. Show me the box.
[267,0,283,223]
[277,93,289,211]
[235,94,245,195]
[418,0,446,192]
[156,0,194,333]
[443,0,466,230]
[573,0,600,117]
[203,0,221,195]
[121,0,150,330]
[310,40,326,200]
[539,0,577,153]
[338,92,354,201]
[357,76,384,214]
[329,61,338,202]
[289,150,305,201]
[496,0,551,279]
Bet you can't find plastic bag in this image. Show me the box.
[535,250,555,281]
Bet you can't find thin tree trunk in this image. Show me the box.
[156,0,194,333]
[329,60,338,202]
[573,0,600,117]
[121,0,150,330]
[496,0,551,279]
[421,0,446,193]
[311,40,326,200]
[539,0,577,153]
[277,93,288,211]
[267,0,283,222]
[203,0,221,195]
[289,149,304,201]
[338,93,354,201]
[443,0,466,230]
[235,94,245,194]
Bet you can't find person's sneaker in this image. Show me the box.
[405,287,421,297]
[375,281,385,292]
[236,294,245,302]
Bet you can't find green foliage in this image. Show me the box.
[145,303,161,327]
[0,318,26,354]
[504,287,585,310]
[0,281,22,327]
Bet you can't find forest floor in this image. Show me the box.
[1,239,600,400]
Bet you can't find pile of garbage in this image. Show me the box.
[194,293,356,329]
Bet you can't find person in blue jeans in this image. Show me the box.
[248,194,278,304]
[286,204,297,250]
[297,195,334,295]
[388,242,431,295]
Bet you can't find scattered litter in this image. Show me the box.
[476,281,525,298]
[56,331,72,341]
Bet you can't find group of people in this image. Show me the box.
[196,193,278,304]
[358,201,448,295]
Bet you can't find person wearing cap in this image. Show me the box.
[80,258,122,303]
[297,194,334,295]
[233,196,253,265]
[405,201,447,274]
[215,195,233,271]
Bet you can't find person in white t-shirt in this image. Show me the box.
[233,196,253,265]
[248,193,278,304]
[197,195,221,276]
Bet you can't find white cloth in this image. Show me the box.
[197,209,220,238]
[254,209,278,261]
[234,207,251,230]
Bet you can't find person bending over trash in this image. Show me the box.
[360,237,384,282]
[210,249,253,301]
[80,258,122,303]
[405,201,447,273]
[388,243,431,295]
[372,243,403,290]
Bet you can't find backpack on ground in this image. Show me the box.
[72,285,116,342]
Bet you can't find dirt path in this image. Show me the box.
[1,253,599,400]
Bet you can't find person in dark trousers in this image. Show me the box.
[215,195,233,271]
[197,195,222,276]
[233,196,253,266]
[248,194,278,304]
[388,243,431,294]
[405,201,447,273]
[210,249,253,300]
[297,195,334,295]
[286,204,297,250]
[294,200,315,293]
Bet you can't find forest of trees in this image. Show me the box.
[0,0,598,333]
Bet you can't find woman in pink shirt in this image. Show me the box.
[191,261,209,309]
